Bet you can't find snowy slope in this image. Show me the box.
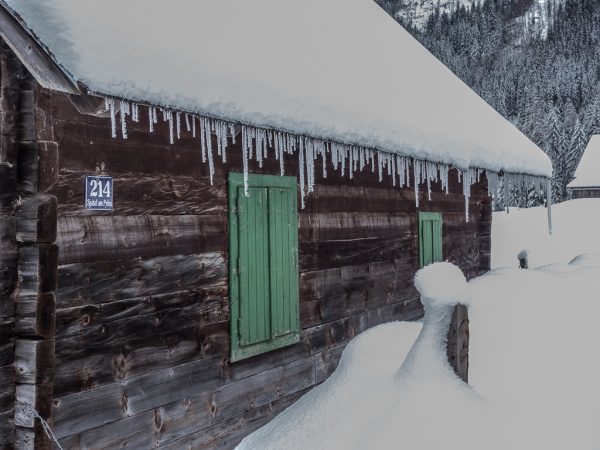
[492,198,600,268]
[237,257,600,449]
[2,0,551,177]
[567,135,600,189]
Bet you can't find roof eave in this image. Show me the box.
[0,0,80,95]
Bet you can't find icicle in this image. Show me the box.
[107,98,116,138]
[192,115,196,137]
[163,109,173,144]
[242,126,249,196]
[299,137,306,209]
[185,114,191,132]
[370,150,375,172]
[176,112,181,140]
[322,144,327,179]
[216,121,223,161]
[377,151,383,182]
[120,100,129,139]
[148,106,154,133]
[414,159,421,208]
[200,117,207,163]
[462,169,471,222]
[207,130,215,185]
[262,129,268,160]
[230,123,236,145]
[426,162,432,201]
[220,122,228,164]
[131,103,139,123]
[205,118,213,164]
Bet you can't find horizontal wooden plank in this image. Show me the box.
[52,356,224,439]
[55,252,226,309]
[155,387,311,450]
[57,214,226,265]
[300,260,420,326]
[298,212,412,242]
[54,290,229,397]
[61,357,314,449]
[51,171,227,216]
[299,234,416,272]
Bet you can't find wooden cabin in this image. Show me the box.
[0,0,552,449]
[567,135,600,199]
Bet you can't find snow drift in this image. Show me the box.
[238,257,600,449]
[492,198,600,268]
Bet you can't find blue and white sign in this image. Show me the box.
[85,176,113,210]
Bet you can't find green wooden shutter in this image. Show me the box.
[419,212,443,267]
[268,187,299,337]
[237,186,271,346]
[229,173,300,361]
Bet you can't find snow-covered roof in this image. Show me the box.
[567,135,600,189]
[1,0,551,177]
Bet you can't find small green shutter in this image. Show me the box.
[229,173,300,361]
[419,212,443,267]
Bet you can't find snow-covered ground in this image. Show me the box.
[492,198,600,268]
[237,257,600,449]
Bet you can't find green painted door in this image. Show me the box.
[419,212,443,267]
[229,173,300,361]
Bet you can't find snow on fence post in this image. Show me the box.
[518,249,529,269]
[404,263,470,383]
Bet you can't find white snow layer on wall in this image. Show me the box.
[237,258,600,449]
[567,135,600,188]
[4,0,551,177]
[492,198,600,268]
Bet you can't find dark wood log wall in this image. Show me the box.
[0,42,59,450]
[11,67,491,449]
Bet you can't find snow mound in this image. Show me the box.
[414,262,467,307]
[239,259,600,449]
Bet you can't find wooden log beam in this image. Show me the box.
[18,244,58,297]
[14,294,55,340]
[15,194,57,244]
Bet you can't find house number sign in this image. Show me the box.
[85,175,113,210]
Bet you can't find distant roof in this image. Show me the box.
[1,0,551,177]
[568,135,600,189]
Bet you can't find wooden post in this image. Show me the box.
[446,304,469,383]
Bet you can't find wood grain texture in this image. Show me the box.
[56,214,225,265]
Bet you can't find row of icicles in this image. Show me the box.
[105,98,551,222]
